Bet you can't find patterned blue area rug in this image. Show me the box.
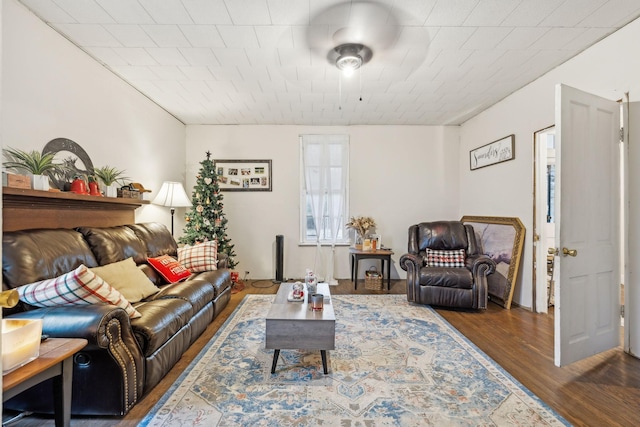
[141,295,568,426]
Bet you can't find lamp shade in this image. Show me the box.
[151,181,191,208]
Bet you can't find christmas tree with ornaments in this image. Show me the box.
[179,151,237,269]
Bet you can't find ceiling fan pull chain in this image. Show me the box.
[359,66,363,102]
[338,75,343,110]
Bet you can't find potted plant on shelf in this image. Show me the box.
[93,165,128,197]
[2,147,63,191]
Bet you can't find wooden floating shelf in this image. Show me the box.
[2,187,150,231]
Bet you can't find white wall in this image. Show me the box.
[186,125,459,280]
[459,17,640,309]
[1,0,186,228]
[10,0,640,312]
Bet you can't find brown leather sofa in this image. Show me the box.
[2,222,231,416]
[399,221,495,309]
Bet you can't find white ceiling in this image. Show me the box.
[18,0,640,126]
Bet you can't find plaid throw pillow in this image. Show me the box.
[17,264,141,318]
[425,248,466,268]
[178,241,218,272]
[148,255,191,283]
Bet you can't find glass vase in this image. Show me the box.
[354,234,363,250]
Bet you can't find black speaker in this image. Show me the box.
[275,235,284,282]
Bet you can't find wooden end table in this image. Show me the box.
[3,337,88,427]
[350,248,394,290]
[265,282,335,374]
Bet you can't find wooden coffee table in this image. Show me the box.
[265,282,335,374]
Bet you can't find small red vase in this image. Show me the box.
[70,178,89,195]
[88,181,103,196]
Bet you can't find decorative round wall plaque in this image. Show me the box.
[42,138,94,190]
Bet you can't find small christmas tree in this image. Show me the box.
[179,151,237,269]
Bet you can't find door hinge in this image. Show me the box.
[620,304,625,318]
[620,127,625,142]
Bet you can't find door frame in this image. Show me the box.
[623,95,633,356]
[532,125,555,314]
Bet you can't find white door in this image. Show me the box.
[554,84,620,367]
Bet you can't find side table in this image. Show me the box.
[350,248,394,290]
[3,337,88,427]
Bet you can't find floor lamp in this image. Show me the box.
[152,181,192,235]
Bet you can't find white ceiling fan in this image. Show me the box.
[304,0,429,78]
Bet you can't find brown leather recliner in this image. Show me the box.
[400,221,495,309]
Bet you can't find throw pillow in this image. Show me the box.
[178,241,218,272]
[148,255,191,283]
[17,264,141,318]
[425,248,466,268]
[90,257,160,303]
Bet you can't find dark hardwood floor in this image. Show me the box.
[4,279,640,426]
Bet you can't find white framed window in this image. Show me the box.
[300,134,350,245]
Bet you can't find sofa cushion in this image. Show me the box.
[126,223,178,257]
[2,228,99,288]
[16,264,141,318]
[178,241,217,272]
[420,266,473,289]
[425,248,466,268]
[147,255,191,283]
[130,298,193,356]
[76,225,147,265]
[90,257,160,303]
[151,279,215,314]
[187,270,231,300]
[418,221,469,251]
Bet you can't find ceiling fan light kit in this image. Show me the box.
[336,53,362,76]
[333,43,372,77]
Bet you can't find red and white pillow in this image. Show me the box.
[425,248,466,268]
[17,264,141,318]
[178,241,218,272]
[148,255,191,283]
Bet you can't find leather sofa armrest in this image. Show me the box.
[400,253,424,303]
[399,253,423,271]
[8,305,136,349]
[465,255,495,310]
[8,304,145,413]
[465,254,496,277]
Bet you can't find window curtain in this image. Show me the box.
[301,135,349,285]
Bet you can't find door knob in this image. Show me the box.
[548,247,558,255]
[562,247,577,257]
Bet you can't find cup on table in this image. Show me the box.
[310,294,324,311]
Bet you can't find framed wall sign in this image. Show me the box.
[470,134,515,170]
[214,159,272,192]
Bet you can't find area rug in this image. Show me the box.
[141,295,569,426]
